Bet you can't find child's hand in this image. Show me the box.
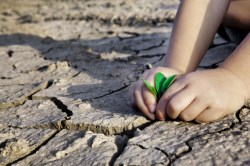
[156,68,248,123]
[131,67,183,120]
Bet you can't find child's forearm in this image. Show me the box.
[163,0,230,73]
[220,33,250,100]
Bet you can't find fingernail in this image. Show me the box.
[148,113,156,120]
[149,104,156,113]
[156,110,166,121]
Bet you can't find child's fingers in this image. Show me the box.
[178,99,207,121]
[130,94,139,110]
[159,79,186,104]
[142,74,157,113]
[155,81,186,120]
[131,70,149,110]
[166,86,196,119]
[130,83,138,110]
[133,81,156,120]
[194,108,224,123]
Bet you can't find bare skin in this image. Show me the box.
[132,0,250,123]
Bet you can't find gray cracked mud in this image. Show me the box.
[0,125,56,165]
[14,130,127,166]
[0,0,249,165]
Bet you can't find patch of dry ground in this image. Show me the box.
[0,0,249,165]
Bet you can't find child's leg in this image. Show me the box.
[224,0,250,30]
[218,0,250,43]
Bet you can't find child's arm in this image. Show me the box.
[221,33,250,99]
[156,34,250,122]
[132,0,231,120]
[163,0,231,72]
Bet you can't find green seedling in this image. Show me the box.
[143,79,157,97]
[143,72,176,101]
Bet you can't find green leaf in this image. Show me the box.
[142,73,177,101]
[160,74,176,96]
[155,72,167,99]
[143,79,157,98]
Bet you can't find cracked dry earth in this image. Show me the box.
[0,0,249,165]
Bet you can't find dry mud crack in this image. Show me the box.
[0,0,249,165]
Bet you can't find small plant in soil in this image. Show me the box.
[143,72,176,101]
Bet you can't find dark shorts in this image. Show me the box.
[217,26,248,44]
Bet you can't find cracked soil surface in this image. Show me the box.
[0,0,249,165]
